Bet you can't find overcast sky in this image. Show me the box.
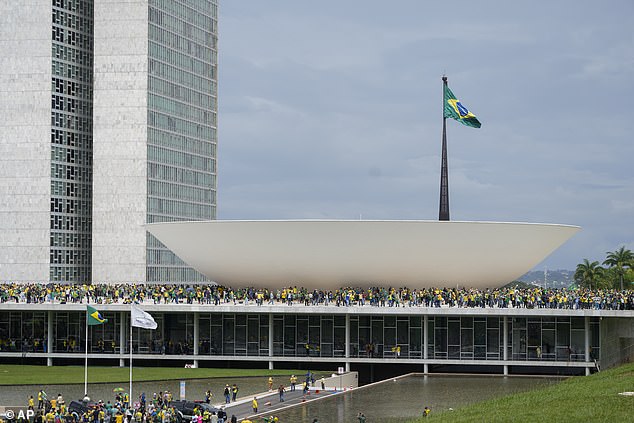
[215,0,634,271]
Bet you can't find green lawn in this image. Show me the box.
[0,365,300,385]
[405,363,634,422]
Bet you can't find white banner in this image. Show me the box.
[131,305,158,329]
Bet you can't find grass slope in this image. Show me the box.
[406,363,634,422]
[0,365,299,385]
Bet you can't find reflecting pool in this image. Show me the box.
[271,374,562,423]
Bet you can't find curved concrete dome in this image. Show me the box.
[146,220,580,289]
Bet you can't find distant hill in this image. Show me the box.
[517,269,574,288]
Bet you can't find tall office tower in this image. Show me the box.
[91,0,217,283]
[0,0,94,282]
[0,0,217,283]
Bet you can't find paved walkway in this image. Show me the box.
[215,386,340,421]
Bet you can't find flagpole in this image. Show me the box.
[128,305,157,411]
[84,315,89,396]
[439,75,450,221]
[129,306,133,410]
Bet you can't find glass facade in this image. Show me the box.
[270,314,347,358]
[0,312,47,352]
[50,0,94,282]
[0,311,600,365]
[199,313,269,356]
[146,0,218,283]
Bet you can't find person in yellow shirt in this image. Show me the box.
[423,406,431,417]
[28,396,35,409]
[251,397,258,413]
[267,377,273,391]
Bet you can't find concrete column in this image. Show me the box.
[268,313,274,370]
[423,315,429,374]
[47,310,53,366]
[119,311,126,367]
[423,315,429,359]
[345,314,350,372]
[193,312,199,368]
[503,316,509,376]
[584,316,591,376]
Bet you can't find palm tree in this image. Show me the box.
[574,259,603,290]
[603,246,634,290]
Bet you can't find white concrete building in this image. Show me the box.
[0,1,55,282]
[147,220,580,289]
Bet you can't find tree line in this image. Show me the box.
[574,246,634,290]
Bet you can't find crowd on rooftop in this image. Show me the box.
[0,283,632,310]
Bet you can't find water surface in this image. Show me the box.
[271,374,561,423]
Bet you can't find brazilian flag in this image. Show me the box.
[444,85,481,128]
[87,305,107,325]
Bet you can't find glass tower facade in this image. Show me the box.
[146,0,218,282]
[50,0,94,282]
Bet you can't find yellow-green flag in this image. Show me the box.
[444,85,481,128]
[87,305,107,325]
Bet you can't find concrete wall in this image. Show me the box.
[599,317,634,370]
[0,1,52,281]
[92,0,149,282]
[323,371,359,390]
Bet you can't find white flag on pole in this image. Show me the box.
[131,305,158,329]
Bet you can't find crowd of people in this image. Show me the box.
[22,390,182,423]
[19,388,249,423]
[0,282,632,310]
[15,374,330,423]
